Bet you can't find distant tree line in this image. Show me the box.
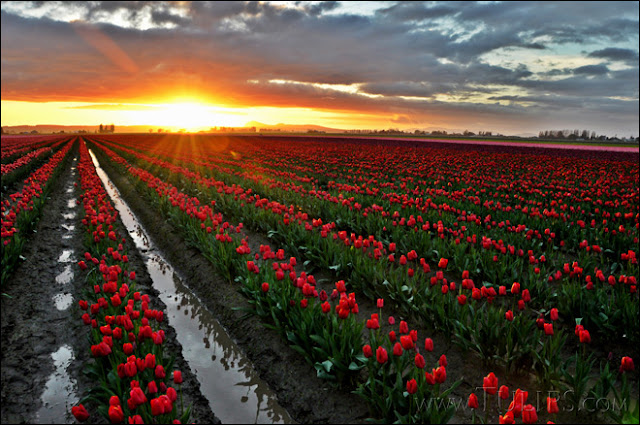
[99,124,115,133]
[538,129,600,140]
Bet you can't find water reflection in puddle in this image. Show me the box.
[62,212,76,220]
[55,265,74,285]
[35,345,78,424]
[89,149,292,424]
[61,224,75,232]
[67,199,76,209]
[53,293,74,311]
[57,250,74,263]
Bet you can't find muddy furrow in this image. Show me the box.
[1,148,87,424]
[1,142,217,423]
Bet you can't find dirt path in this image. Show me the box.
[1,148,87,423]
[1,144,217,424]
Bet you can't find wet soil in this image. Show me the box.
[1,146,217,424]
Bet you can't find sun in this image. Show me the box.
[154,102,231,132]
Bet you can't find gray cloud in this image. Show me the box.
[588,47,639,65]
[1,1,638,135]
[573,64,610,75]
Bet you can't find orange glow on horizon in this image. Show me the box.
[1,98,416,132]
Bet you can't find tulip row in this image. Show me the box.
[87,139,368,385]
[0,135,67,162]
[1,141,59,176]
[71,139,190,424]
[87,138,476,422]
[98,134,637,266]
[1,137,74,286]
[96,135,637,306]
[1,137,72,192]
[87,135,638,423]
[89,136,638,361]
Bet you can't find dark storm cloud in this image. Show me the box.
[588,47,639,65]
[376,2,458,21]
[573,64,610,76]
[1,1,638,134]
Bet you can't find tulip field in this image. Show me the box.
[1,133,638,424]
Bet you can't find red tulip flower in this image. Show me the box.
[108,405,124,423]
[406,378,418,395]
[499,412,515,424]
[620,356,635,373]
[522,404,538,424]
[424,338,434,352]
[376,346,388,364]
[72,404,90,422]
[499,385,510,400]
[362,344,373,358]
[468,393,479,409]
[483,372,498,395]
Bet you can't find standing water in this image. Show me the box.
[37,158,79,423]
[88,149,293,424]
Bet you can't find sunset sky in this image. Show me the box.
[1,1,638,136]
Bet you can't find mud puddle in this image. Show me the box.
[88,149,293,424]
[34,157,80,424]
[34,345,79,423]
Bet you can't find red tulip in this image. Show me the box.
[439,354,447,367]
[522,404,537,424]
[424,338,434,352]
[406,378,418,394]
[499,385,510,400]
[150,397,165,416]
[173,370,183,384]
[393,342,403,356]
[155,365,166,379]
[72,404,90,422]
[415,353,426,369]
[620,356,635,373]
[499,412,515,424]
[468,393,479,409]
[483,372,498,395]
[108,405,124,423]
[376,346,388,364]
[362,344,373,358]
[129,387,147,408]
[547,397,559,414]
[434,366,446,383]
[400,335,414,350]
[579,329,591,343]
